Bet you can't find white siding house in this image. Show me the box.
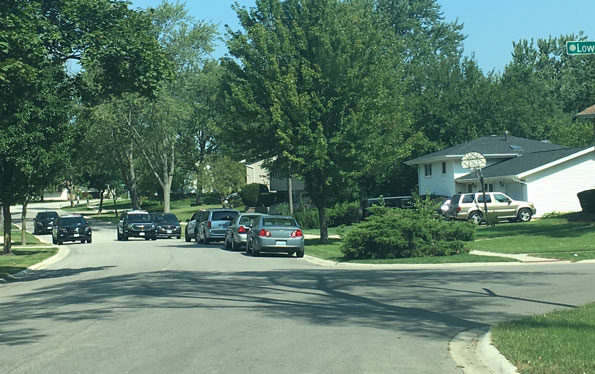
[407,135,595,216]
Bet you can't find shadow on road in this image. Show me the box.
[1,266,586,346]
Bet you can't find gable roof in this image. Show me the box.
[455,146,593,181]
[406,135,567,165]
[576,104,595,119]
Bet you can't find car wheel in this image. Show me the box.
[123,233,128,241]
[224,236,231,250]
[177,235,181,240]
[152,235,157,240]
[81,239,85,244]
[194,231,199,243]
[203,231,210,244]
[185,229,191,242]
[468,211,483,225]
[296,250,304,258]
[57,239,63,245]
[117,232,122,241]
[87,237,92,244]
[231,238,237,251]
[517,208,532,222]
[145,236,150,240]
[246,241,252,255]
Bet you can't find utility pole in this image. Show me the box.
[288,177,294,215]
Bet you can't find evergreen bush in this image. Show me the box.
[341,206,475,260]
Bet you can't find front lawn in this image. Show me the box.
[305,239,517,264]
[0,246,58,279]
[0,228,43,246]
[471,213,595,258]
[492,302,595,374]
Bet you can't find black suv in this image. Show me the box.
[52,215,92,244]
[117,210,157,241]
[34,211,59,234]
[150,213,181,239]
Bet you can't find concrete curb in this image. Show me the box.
[1,246,70,283]
[450,327,518,374]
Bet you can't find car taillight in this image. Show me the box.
[238,226,246,233]
[291,229,303,238]
[259,229,271,237]
[456,206,461,212]
[207,221,212,229]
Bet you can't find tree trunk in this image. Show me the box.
[0,204,3,230]
[3,204,12,254]
[98,189,105,214]
[317,204,328,243]
[127,146,141,210]
[21,198,28,246]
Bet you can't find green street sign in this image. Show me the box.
[566,41,595,55]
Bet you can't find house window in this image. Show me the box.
[484,184,494,192]
[467,184,474,193]
[442,162,446,174]
[424,164,432,176]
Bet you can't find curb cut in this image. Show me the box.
[450,327,518,374]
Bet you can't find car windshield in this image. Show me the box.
[212,211,238,221]
[152,214,178,224]
[60,217,86,225]
[37,212,58,219]
[262,217,297,227]
[128,214,152,223]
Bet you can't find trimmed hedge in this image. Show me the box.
[577,189,595,213]
[341,206,475,260]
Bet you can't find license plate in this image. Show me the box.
[73,234,80,237]
[167,230,172,234]
[276,241,287,246]
[139,232,145,236]
[47,226,52,230]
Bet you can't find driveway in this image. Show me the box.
[1,212,595,373]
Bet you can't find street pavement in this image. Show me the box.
[1,202,595,373]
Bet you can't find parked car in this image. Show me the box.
[186,209,239,244]
[150,213,181,239]
[445,192,536,224]
[117,210,157,241]
[33,211,59,234]
[246,215,304,257]
[363,196,414,216]
[224,213,265,250]
[52,214,92,244]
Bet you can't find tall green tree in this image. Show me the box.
[224,0,412,241]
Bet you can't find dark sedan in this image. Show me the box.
[246,215,304,257]
[52,215,92,244]
[151,213,181,239]
[34,211,59,234]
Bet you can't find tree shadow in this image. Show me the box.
[5,266,115,282]
[0,267,586,346]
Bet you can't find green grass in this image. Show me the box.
[305,239,517,264]
[492,302,595,374]
[0,229,43,246]
[302,226,346,237]
[0,246,58,279]
[530,250,595,262]
[472,214,595,255]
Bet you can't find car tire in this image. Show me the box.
[81,239,85,244]
[517,208,532,222]
[231,238,237,251]
[203,232,210,245]
[123,233,128,241]
[87,237,92,244]
[296,250,304,258]
[468,211,483,225]
[57,239,63,245]
[117,232,122,241]
[185,229,191,242]
[246,242,252,255]
[177,235,181,240]
[194,231,199,243]
[224,236,231,250]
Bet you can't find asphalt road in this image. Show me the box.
[2,203,595,373]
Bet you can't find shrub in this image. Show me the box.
[327,201,362,226]
[484,212,499,227]
[295,208,319,229]
[240,183,268,207]
[577,189,595,213]
[341,207,475,260]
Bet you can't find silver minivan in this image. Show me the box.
[187,209,239,244]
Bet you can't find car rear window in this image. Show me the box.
[263,217,297,227]
[60,217,86,225]
[239,215,259,225]
[212,211,239,221]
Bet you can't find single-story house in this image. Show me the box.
[406,134,595,216]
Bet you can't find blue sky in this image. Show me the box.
[130,0,595,73]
